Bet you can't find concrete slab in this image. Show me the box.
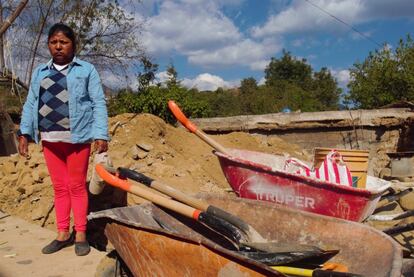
[0,211,106,277]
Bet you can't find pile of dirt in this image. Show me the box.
[0,113,309,229]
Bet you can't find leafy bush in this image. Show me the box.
[108,85,210,124]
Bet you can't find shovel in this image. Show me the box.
[95,164,245,248]
[117,167,326,252]
[117,167,266,243]
[96,164,338,267]
[168,100,231,156]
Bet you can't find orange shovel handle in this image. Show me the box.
[168,100,231,155]
[95,164,200,219]
[95,164,131,191]
[168,100,197,133]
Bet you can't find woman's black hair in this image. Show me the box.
[48,23,76,52]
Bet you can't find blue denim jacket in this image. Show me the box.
[19,57,109,143]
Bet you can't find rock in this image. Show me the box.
[146,158,154,166]
[130,144,151,160]
[31,207,44,221]
[137,142,153,152]
[38,168,49,180]
[16,187,26,195]
[30,197,40,203]
[32,184,43,194]
[130,162,146,171]
[137,150,148,159]
[42,177,53,190]
[155,153,166,161]
[18,174,33,187]
[379,168,392,179]
[399,191,414,210]
[31,171,41,183]
[130,145,140,160]
[0,161,16,174]
[25,186,35,197]
[9,153,19,162]
[2,174,18,186]
[15,159,29,172]
[17,171,29,186]
[174,172,186,177]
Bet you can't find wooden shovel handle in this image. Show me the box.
[118,167,209,211]
[95,164,200,219]
[168,100,230,155]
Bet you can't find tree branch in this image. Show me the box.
[0,0,28,36]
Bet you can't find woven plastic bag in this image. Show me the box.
[284,150,353,186]
[89,152,113,195]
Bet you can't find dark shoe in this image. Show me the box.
[75,241,90,256]
[41,235,74,254]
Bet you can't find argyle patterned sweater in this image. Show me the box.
[38,65,70,133]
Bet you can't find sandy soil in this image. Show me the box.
[0,113,309,230]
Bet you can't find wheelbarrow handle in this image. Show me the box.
[168,100,231,156]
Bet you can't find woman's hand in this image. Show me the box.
[18,136,29,157]
[94,139,108,153]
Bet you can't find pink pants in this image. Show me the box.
[42,141,91,233]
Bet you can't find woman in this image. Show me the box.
[18,23,109,256]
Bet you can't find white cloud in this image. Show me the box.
[331,69,350,88]
[258,77,266,85]
[142,1,241,55]
[361,0,414,18]
[182,73,240,91]
[251,0,362,38]
[251,0,414,38]
[155,71,169,84]
[140,0,282,71]
[188,37,282,70]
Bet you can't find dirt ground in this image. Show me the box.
[1,113,414,275]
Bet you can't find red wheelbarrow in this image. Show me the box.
[168,101,390,222]
[215,148,389,222]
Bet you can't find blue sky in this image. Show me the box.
[125,0,414,91]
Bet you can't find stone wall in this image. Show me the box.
[192,108,414,177]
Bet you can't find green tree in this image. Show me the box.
[165,63,180,89]
[264,51,341,112]
[13,0,146,84]
[347,35,414,108]
[312,67,341,110]
[265,50,312,89]
[137,57,158,93]
[240,77,258,94]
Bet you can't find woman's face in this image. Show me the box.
[48,31,74,65]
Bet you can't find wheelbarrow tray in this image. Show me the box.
[215,149,390,222]
[88,193,402,277]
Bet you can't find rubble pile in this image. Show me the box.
[0,113,309,229]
